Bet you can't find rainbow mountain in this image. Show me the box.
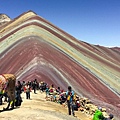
[0,10,120,118]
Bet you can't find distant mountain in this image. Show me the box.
[0,10,120,119]
[111,47,120,53]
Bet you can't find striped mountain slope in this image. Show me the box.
[0,10,120,118]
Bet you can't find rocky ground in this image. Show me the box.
[0,90,92,120]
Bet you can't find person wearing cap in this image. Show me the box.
[93,107,105,120]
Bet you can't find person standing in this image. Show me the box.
[24,83,31,99]
[15,81,23,106]
[15,81,22,97]
[66,86,75,116]
[32,79,37,94]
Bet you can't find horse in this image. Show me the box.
[0,74,16,111]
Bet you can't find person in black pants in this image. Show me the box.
[66,86,75,116]
[32,79,37,94]
[15,81,23,106]
[15,81,22,98]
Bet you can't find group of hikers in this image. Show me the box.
[15,80,81,117]
[39,81,114,120]
[0,79,114,120]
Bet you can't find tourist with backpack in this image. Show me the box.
[66,86,75,116]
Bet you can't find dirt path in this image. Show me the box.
[0,91,92,120]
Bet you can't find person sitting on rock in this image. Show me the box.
[93,107,105,120]
[72,95,81,111]
[59,92,66,105]
[104,114,114,120]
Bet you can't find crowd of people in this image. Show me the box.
[0,79,114,120]
[14,80,82,117]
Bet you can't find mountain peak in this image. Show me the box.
[0,14,11,26]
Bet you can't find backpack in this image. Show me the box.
[66,91,74,102]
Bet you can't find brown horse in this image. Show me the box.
[0,74,16,110]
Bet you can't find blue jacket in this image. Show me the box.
[66,90,74,103]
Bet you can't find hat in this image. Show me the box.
[98,106,102,111]
[109,114,114,119]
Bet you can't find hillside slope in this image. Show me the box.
[0,11,120,118]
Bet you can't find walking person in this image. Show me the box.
[66,86,75,116]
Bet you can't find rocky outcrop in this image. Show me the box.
[0,14,11,26]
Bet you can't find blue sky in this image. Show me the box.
[0,0,120,47]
